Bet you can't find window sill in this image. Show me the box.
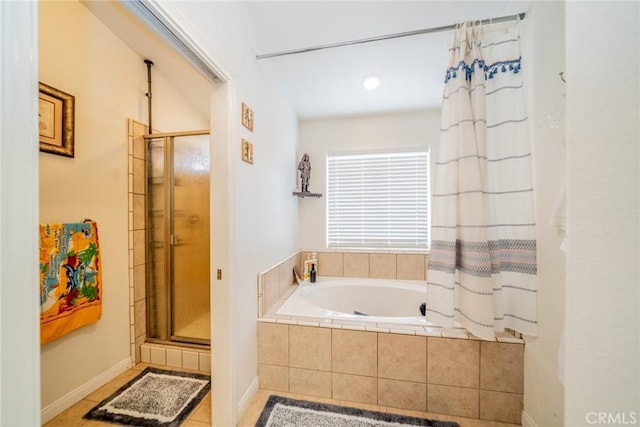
[316,247,430,255]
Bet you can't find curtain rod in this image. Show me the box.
[256,12,525,60]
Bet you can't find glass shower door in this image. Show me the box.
[171,135,210,343]
[146,133,210,345]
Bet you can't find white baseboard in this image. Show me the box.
[237,376,259,421]
[522,410,539,427]
[41,356,132,423]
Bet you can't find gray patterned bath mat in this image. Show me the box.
[256,395,459,427]
[84,367,210,427]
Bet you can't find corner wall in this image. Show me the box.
[297,109,440,250]
[520,2,566,426]
[38,0,208,413]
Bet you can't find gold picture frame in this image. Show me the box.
[39,82,75,158]
[241,139,254,164]
[241,102,254,132]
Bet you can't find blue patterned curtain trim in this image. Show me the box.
[444,57,522,83]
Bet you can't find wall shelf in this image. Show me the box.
[293,191,322,198]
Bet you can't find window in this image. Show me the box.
[327,150,430,250]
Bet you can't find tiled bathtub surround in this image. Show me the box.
[258,250,429,316]
[301,250,428,281]
[257,322,524,424]
[257,253,300,317]
[257,250,525,423]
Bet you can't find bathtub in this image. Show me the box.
[275,276,432,326]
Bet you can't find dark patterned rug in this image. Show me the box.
[256,395,460,427]
[84,367,210,427]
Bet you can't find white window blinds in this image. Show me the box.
[327,150,429,250]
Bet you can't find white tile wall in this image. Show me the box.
[166,348,183,368]
[183,351,200,370]
[199,352,211,372]
[141,345,151,363]
[150,346,166,365]
[139,344,211,372]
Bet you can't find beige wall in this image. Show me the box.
[39,0,208,410]
[297,109,441,250]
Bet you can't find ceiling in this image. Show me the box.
[243,1,529,119]
[85,1,529,120]
[82,0,218,117]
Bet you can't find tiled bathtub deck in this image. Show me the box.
[259,314,523,342]
[260,282,524,343]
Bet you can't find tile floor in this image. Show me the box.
[44,362,522,427]
[237,389,522,427]
[43,363,211,427]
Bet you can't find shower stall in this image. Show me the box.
[144,130,210,346]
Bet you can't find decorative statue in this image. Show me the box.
[297,153,312,193]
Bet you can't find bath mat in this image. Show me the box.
[84,367,210,427]
[256,395,459,427]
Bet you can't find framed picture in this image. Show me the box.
[241,102,254,132]
[241,139,254,164]
[39,82,75,158]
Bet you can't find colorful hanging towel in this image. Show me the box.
[39,220,102,345]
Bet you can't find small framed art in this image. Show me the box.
[39,82,75,158]
[241,102,254,132]
[241,139,254,164]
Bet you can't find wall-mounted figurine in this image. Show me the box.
[298,153,311,193]
[293,153,322,198]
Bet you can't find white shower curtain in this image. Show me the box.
[426,21,537,340]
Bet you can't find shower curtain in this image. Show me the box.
[427,20,537,340]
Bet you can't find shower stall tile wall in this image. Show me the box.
[128,119,148,364]
[139,343,211,372]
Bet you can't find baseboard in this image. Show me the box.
[522,410,539,427]
[41,356,132,423]
[237,376,259,420]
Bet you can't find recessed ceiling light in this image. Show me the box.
[362,74,381,91]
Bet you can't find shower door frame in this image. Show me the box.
[144,129,210,347]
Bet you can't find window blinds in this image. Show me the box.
[327,150,429,249]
